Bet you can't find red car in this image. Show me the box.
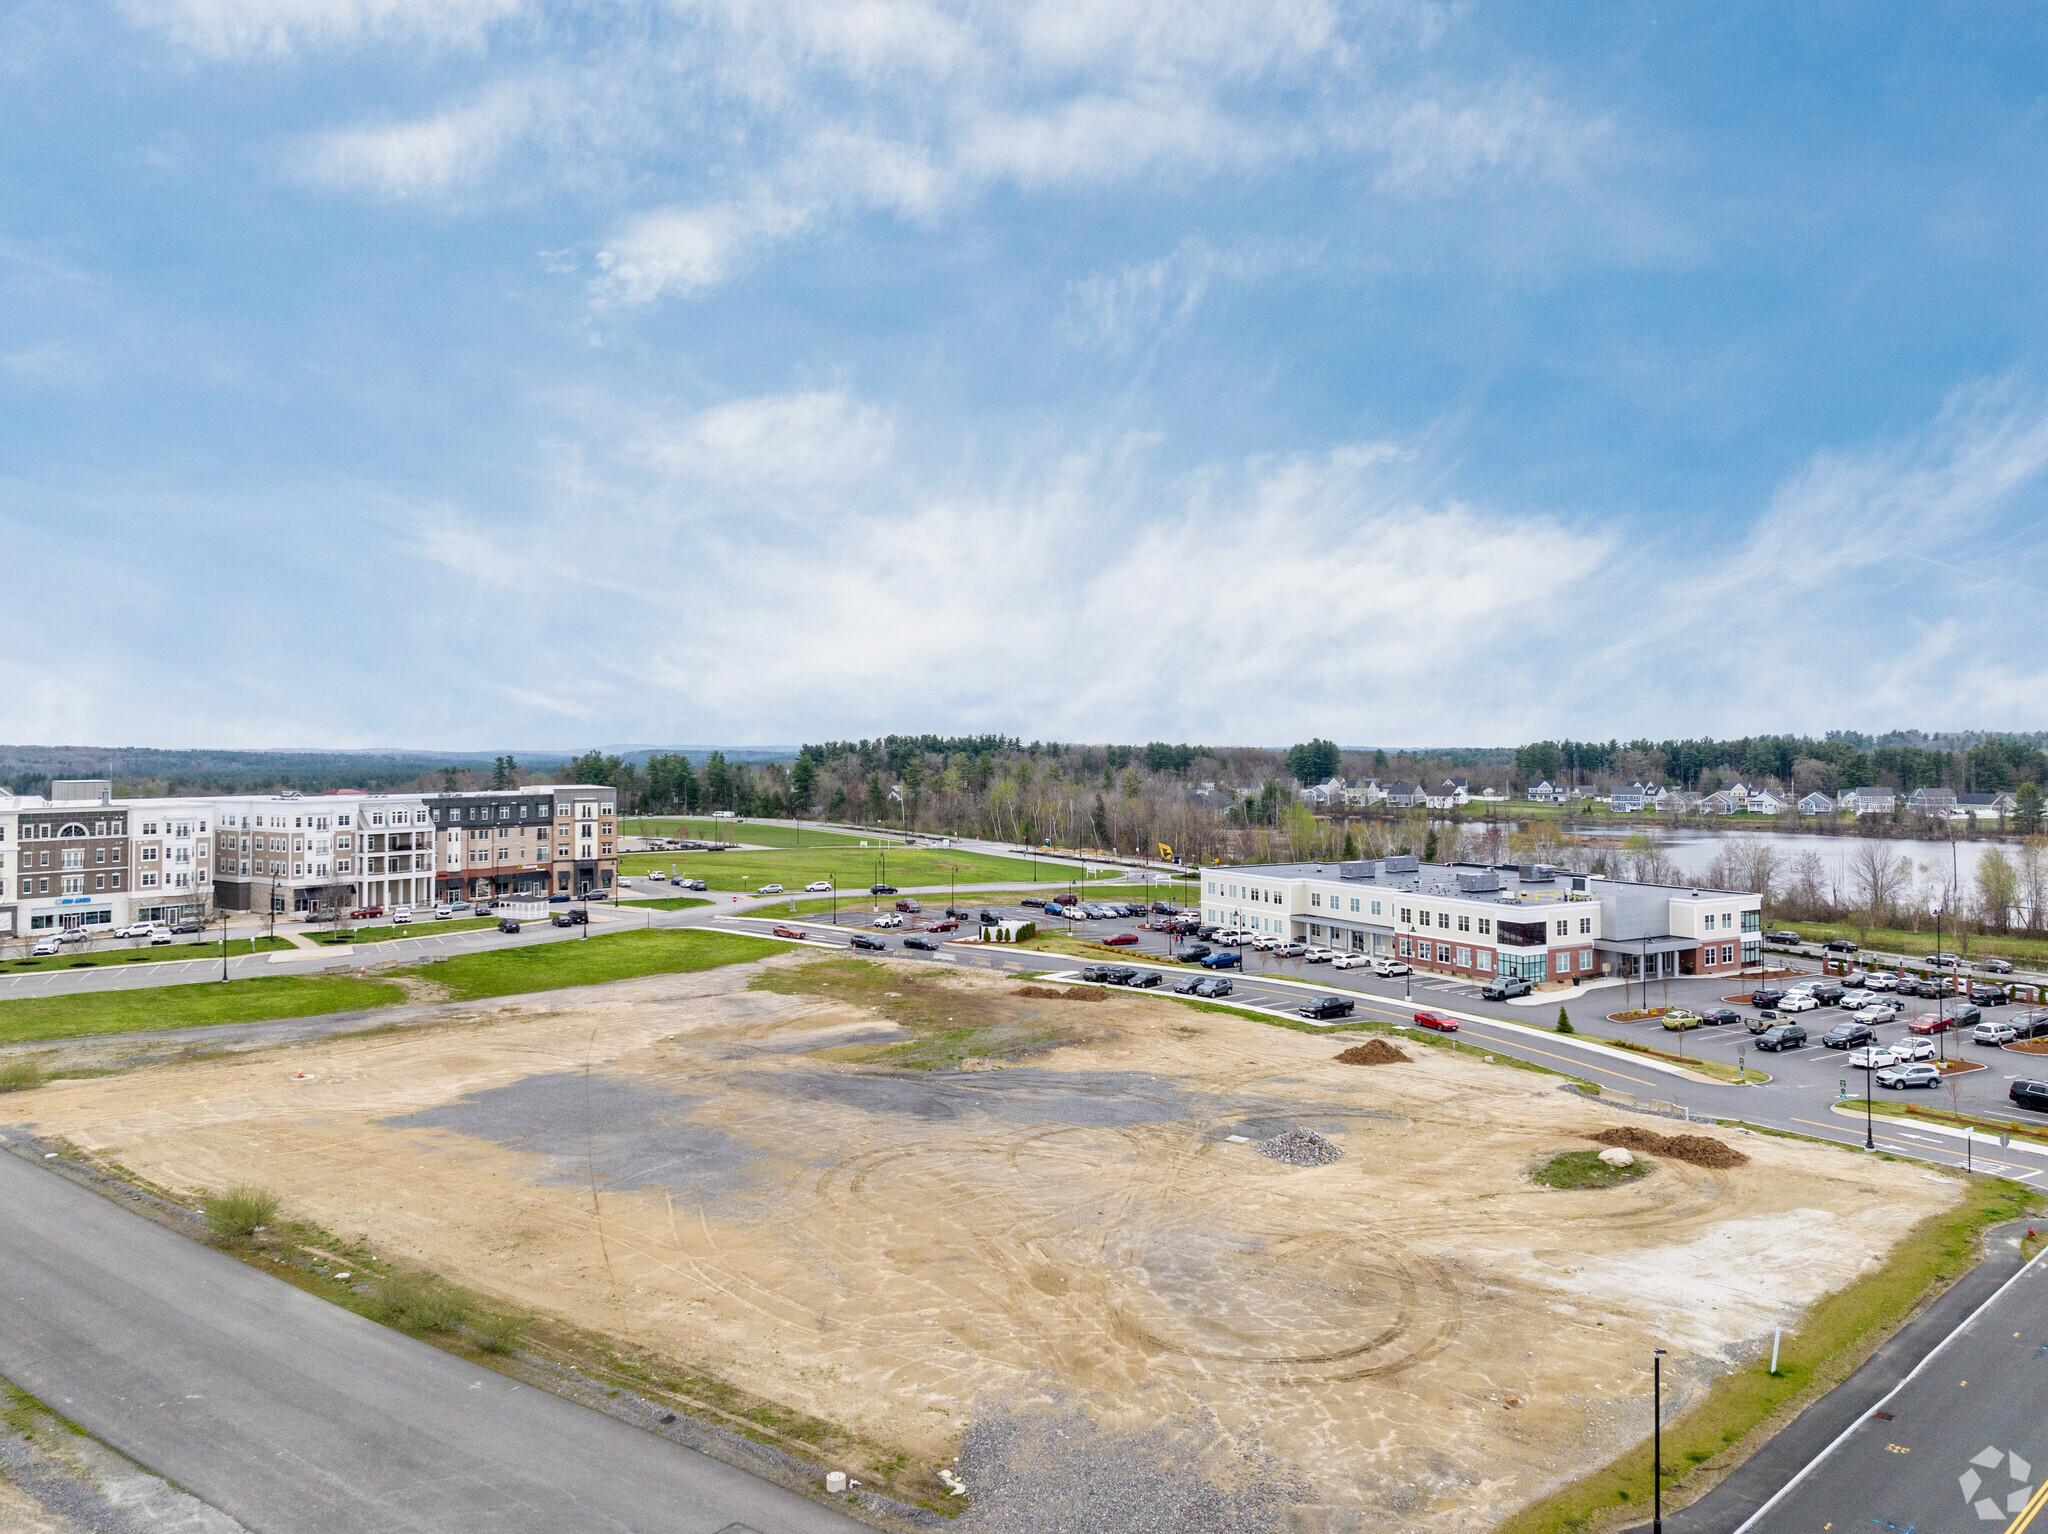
[1101,932,1140,947]
[350,906,384,920]
[925,919,960,933]
[894,898,922,913]
[1907,1014,1953,1034]
[1412,1009,1458,1033]
[772,925,806,940]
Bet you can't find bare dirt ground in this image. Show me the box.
[7,954,1959,1532]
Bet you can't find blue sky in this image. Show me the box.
[4,1,2047,750]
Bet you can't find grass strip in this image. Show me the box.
[620,817,875,848]
[1836,1098,2048,1144]
[0,974,408,1045]
[309,918,504,945]
[1497,1174,2045,1534]
[3,937,295,972]
[617,896,712,911]
[1775,917,2048,969]
[1597,1035,1763,1083]
[394,928,782,1002]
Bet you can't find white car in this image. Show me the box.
[871,913,903,929]
[1374,958,1411,977]
[1331,952,1371,970]
[755,884,785,895]
[1852,1001,1899,1025]
[31,935,62,956]
[1252,935,1277,951]
[1779,993,1820,1013]
[1304,946,1337,963]
[642,873,667,883]
[1891,1036,1937,1062]
[1864,972,1899,992]
[392,907,413,925]
[1846,1045,1898,1070]
[433,906,455,920]
[805,881,834,893]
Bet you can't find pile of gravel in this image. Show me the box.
[1256,1127,1342,1166]
[955,1401,1307,1534]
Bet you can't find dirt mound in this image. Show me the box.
[1587,1126,1749,1169]
[1012,985,1104,1002]
[1335,1039,1411,1066]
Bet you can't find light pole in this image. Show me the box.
[1865,1038,1875,1149]
[1652,1348,1667,1534]
[219,907,229,982]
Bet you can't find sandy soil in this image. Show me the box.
[8,955,1959,1532]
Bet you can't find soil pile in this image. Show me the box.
[1335,1039,1411,1066]
[1587,1126,1749,1169]
[1012,986,1104,1002]
[1257,1128,1343,1166]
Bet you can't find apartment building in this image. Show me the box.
[212,792,433,914]
[424,785,618,902]
[0,780,217,935]
[1202,857,1763,987]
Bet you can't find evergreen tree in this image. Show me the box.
[2018,782,2044,836]
[1555,1006,1574,1034]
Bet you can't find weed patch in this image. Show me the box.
[1532,1150,1650,1190]
[201,1185,281,1238]
[0,1059,43,1092]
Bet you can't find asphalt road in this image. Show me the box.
[0,1145,864,1534]
[1735,1240,2048,1533]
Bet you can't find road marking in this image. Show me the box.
[2006,1477,2048,1534]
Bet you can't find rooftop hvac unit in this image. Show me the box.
[1339,861,1377,880]
[1382,853,1419,874]
[1456,870,1502,892]
[1518,864,1555,882]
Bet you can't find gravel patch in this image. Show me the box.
[1256,1127,1343,1166]
[955,1400,1308,1534]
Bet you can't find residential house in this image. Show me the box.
[1526,780,1564,804]
[1798,792,1836,815]
[1424,783,1463,811]
[1474,785,1510,804]
[1383,782,1428,809]
[1299,776,1349,806]
[1440,777,1471,806]
[1698,789,1745,815]
[1655,788,1700,815]
[1343,779,1387,808]
[1746,788,1790,815]
[1842,786,1897,816]
[1954,791,2018,821]
[1607,786,1651,813]
[1907,787,1958,817]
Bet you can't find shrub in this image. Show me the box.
[201,1185,281,1238]
[473,1311,526,1355]
[0,1061,43,1093]
[1555,1006,1575,1035]
[364,1270,474,1335]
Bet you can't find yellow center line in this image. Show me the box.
[1317,992,1664,1089]
[2005,1475,2048,1534]
[1789,1116,1974,1158]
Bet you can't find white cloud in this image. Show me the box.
[120,0,523,59]
[635,389,896,489]
[592,198,815,304]
[1370,80,1611,196]
[296,81,538,196]
[1063,236,1316,352]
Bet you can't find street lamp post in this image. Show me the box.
[1653,1348,1667,1534]
[1865,1038,1875,1149]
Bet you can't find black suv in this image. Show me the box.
[1750,987,1785,1009]
[1298,995,1356,1020]
[1823,939,1859,955]
[1765,930,1801,944]
[978,910,1002,925]
[1756,1023,1808,1051]
[1822,1022,1874,1049]
[870,883,899,895]
[2010,1079,2048,1114]
[903,935,940,951]
[1103,967,1139,986]
[1180,943,1212,963]
[1970,984,2010,1007]
[849,933,887,951]
[1810,982,1847,1006]
[2012,1010,2048,1041]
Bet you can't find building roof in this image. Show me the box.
[1210,859,1748,914]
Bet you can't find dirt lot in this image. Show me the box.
[7,954,1959,1532]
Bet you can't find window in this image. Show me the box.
[1554,919,1568,936]
[1457,914,1470,932]
[1437,912,1450,929]
[1371,900,1382,916]
[1399,907,1411,924]
[1456,946,1471,966]
[94,847,105,864]
[1478,917,1491,935]
[1476,950,1494,972]
[94,874,104,889]
[1578,950,1593,971]
[1436,943,1451,963]
[1310,892,1320,907]
[1721,944,1733,964]
[1579,917,1591,934]
[1703,913,1716,932]
[62,876,82,894]
[1742,911,1760,932]
[1349,898,1360,913]
[1399,937,1413,956]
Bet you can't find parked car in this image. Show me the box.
[548,893,571,903]
[1299,995,1356,1020]
[773,925,808,940]
[1411,1009,1458,1033]
[392,907,413,925]
[870,884,899,895]
[1950,1004,1985,1029]
[1179,944,1212,963]
[753,883,785,896]
[551,911,576,927]
[1199,951,1242,969]
[894,898,921,913]
[1755,1023,1807,1051]
[1192,977,1234,998]
[849,933,887,951]
[680,879,708,891]
[148,931,174,945]
[1080,965,1115,982]
[433,905,455,920]
[903,935,940,951]
[30,936,61,956]
[978,911,1001,925]
[1253,935,1278,951]
[1765,929,1802,944]
[1877,1061,1944,1090]
[926,919,960,933]
[1122,970,1159,988]
[1749,987,1785,1009]
[1864,971,1898,992]
[1847,1045,1897,1070]
[564,907,588,925]
[1101,932,1139,947]
[1699,1008,1743,1027]
[1970,984,2010,1007]
[1840,969,1868,988]
[1979,957,2015,975]
[1905,976,1952,999]
[1973,1020,2018,1047]
[1809,982,1846,1006]
[2009,1009,2048,1041]
[1103,967,1139,986]
[1332,953,1372,970]
[1304,946,1337,964]
[2009,1079,2048,1113]
[1852,1000,1900,1025]
[1276,941,1308,958]
[1779,993,1820,1013]
[1923,952,1963,970]
[1375,958,1412,977]
[350,906,384,920]
[171,921,203,936]
[872,914,904,929]
[497,917,521,934]
[1657,1009,1704,1031]
[1906,1012,1957,1034]
[1822,1022,1875,1050]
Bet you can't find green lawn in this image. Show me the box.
[730,886,1168,919]
[618,844,1105,890]
[305,918,503,946]
[620,818,876,848]
[394,928,783,1002]
[616,896,713,912]
[0,975,409,1046]
[1769,917,2048,968]
[2,937,294,973]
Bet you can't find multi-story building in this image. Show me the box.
[1201,857,1763,987]
[212,791,433,915]
[424,784,618,903]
